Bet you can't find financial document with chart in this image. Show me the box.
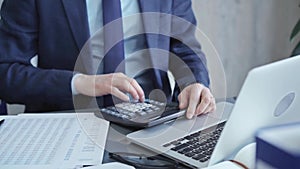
[0,113,109,169]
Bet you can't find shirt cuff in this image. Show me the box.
[71,73,82,95]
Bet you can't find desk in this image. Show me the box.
[10,98,235,168]
[50,108,190,168]
[102,97,236,168]
[102,123,190,168]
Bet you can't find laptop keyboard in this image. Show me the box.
[163,121,226,163]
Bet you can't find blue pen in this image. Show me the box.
[0,119,4,126]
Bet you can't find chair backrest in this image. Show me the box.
[0,100,7,115]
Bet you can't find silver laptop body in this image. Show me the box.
[127,56,300,168]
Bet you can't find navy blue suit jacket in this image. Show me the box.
[0,0,209,112]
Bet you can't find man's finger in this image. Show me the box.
[196,88,212,115]
[110,87,130,102]
[186,86,202,119]
[200,97,216,114]
[113,74,144,102]
[113,76,140,100]
[178,90,189,110]
[129,78,145,102]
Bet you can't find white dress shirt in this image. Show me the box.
[72,0,151,94]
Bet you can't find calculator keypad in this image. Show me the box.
[100,99,166,120]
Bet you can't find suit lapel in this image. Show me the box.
[61,0,90,50]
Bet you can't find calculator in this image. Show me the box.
[94,99,186,128]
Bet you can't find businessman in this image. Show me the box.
[0,0,216,119]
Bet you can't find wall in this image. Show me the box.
[192,0,300,97]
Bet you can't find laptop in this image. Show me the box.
[127,56,300,168]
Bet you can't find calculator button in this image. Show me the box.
[123,111,131,115]
[121,115,129,119]
[157,102,165,106]
[144,104,151,108]
[142,107,150,111]
[127,113,135,118]
[148,100,155,104]
[146,109,154,114]
[110,111,117,115]
[153,107,160,111]
[136,111,147,116]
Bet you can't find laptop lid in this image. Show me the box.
[210,55,300,165]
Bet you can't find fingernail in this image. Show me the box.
[187,113,193,119]
[129,95,138,103]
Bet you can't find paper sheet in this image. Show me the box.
[0,113,109,169]
[203,161,243,169]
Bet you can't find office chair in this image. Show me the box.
[0,100,7,115]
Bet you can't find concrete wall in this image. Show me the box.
[192,0,300,97]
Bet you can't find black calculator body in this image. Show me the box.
[94,99,186,128]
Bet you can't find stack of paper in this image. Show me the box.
[0,113,109,169]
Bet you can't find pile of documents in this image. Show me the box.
[0,113,109,169]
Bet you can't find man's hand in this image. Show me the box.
[178,83,216,119]
[74,73,145,102]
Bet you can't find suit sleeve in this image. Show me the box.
[0,0,74,112]
[169,0,210,89]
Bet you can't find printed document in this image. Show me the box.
[0,113,109,169]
